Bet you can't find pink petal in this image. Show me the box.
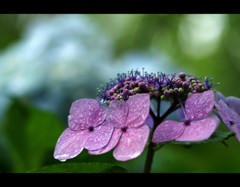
[125,94,150,128]
[68,99,107,130]
[106,100,129,128]
[215,100,240,142]
[88,128,122,155]
[53,128,88,162]
[185,90,215,121]
[176,117,217,142]
[113,125,149,161]
[215,100,239,133]
[152,120,185,143]
[84,121,114,151]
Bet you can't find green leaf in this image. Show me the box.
[27,162,128,173]
[1,98,64,172]
[169,131,236,146]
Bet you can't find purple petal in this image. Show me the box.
[125,94,150,128]
[215,100,240,142]
[113,125,149,161]
[144,114,154,128]
[84,121,114,151]
[177,108,185,122]
[53,128,88,162]
[216,91,227,104]
[185,90,215,121]
[152,120,185,143]
[88,128,122,155]
[226,96,240,116]
[68,99,107,130]
[106,100,129,128]
[175,117,217,142]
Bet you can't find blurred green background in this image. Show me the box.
[1,14,240,173]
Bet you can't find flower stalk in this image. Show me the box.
[144,98,178,173]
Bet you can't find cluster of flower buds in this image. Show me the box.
[97,69,216,104]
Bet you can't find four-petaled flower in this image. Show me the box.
[54,99,113,162]
[89,94,150,161]
[152,90,218,143]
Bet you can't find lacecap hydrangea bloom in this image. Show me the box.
[54,69,239,172]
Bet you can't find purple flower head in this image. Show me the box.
[97,69,215,104]
[89,94,150,161]
[152,90,217,143]
[215,92,240,142]
[54,98,114,161]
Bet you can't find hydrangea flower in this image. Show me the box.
[152,90,217,143]
[215,92,240,142]
[89,94,150,161]
[53,69,226,172]
[54,99,114,161]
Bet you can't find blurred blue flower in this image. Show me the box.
[0,15,113,116]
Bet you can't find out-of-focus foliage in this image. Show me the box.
[1,14,240,173]
[0,98,64,172]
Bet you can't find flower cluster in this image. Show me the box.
[54,94,150,162]
[54,69,240,163]
[97,69,216,104]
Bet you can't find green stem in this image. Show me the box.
[143,141,155,173]
[143,99,178,173]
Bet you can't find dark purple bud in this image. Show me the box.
[182,81,190,89]
[129,89,137,95]
[130,81,138,88]
[112,84,120,91]
[124,89,129,93]
[189,77,196,81]
[163,90,170,96]
[179,72,186,79]
[106,89,115,95]
[194,85,200,92]
[144,85,150,92]
[138,82,146,88]
[124,84,129,89]
[123,81,129,85]
[110,96,116,100]
[177,80,183,86]
[196,80,202,83]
